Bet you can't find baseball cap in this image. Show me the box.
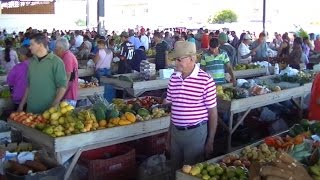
[171,41,196,58]
[120,31,129,37]
[218,32,228,42]
[243,34,252,40]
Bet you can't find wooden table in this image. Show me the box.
[176,131,287,179]
[78,86,104,100]
[217,80,311,152]
[8,116,170,180]
[101,74,169,97]
[232,67,270,79]
[78,68,94,78]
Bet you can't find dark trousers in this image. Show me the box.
[118,60,132,74]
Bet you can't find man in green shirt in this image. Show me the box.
[200,38,236,86]
[18,33,67,113]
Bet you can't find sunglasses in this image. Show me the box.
[175,56,190,62]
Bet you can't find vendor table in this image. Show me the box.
[101,68,269,97]
[218,79,311,152]
[101,74,169,97]
[232,67,269,79]
[8,116,170,180]
[78,86,104,100]
[176,131,287,180]
[0,75,7,85]
[78,68,94,78]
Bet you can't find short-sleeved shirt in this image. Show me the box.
[200,50,230,84]
[120,41,135,60]
[251,40,269,59]
[61,50,78,101]
[309,73,320,121]
[201,34,209,49]
[238,42,251,60]
[166,65,217,127]
[155,41,169,70]
[128,36,141,50]
[27,52,67,113]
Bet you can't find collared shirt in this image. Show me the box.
[27,52,67,113]
[61,50,78,100]
[200,50,230,84]
[128,36,141,50]
[7,60,29,104]
[166,65,217,127]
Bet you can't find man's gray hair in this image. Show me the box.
[55,38,70,51]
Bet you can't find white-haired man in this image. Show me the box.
[55,38,78,106]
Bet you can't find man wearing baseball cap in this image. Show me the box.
[165,41,218,170]
[118,31,134,74]
[238,34,257,64]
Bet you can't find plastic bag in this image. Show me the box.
[280,66,299,76]
[87,59,95,68]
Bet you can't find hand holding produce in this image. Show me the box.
[258,152,312,180]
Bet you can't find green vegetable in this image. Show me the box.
[311,123,320,134]
[292,124,305,135]
[107,109,119,119]
[132,102,141,112]
[300,119,310,131]
[138,108,150,117]
[94,107,106,121]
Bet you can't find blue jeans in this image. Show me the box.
[95,68,111,83]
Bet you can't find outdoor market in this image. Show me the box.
[1,0,320,180]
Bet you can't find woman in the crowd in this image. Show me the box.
[277,33,291,58]
[288,37,308,70]
[7,46,31,110]
[93,39,113,82]
[302,37,312,57]
[3,39,19,72]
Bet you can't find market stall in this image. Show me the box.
[8,96,171,180]
[217,72,313,152]
[101,74,169,97]
[176,120,320,180]
[0,75,7,85]
[78,68,94,78]
[78,86,104,100]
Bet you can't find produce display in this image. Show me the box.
[182,162,249,180]
[0,88,11,98]
[79,77,99,88]
[216,85,273,101]
[234,64,261,71]
[9,97,169,137]
[181,120,320,180]
[146,48,156,57]
[273,71,314,85]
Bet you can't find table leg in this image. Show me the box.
[227,112,234,152]
[231,108,251,134]
[64,148,83,180]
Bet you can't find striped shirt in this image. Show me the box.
[200,50,229,84]
[166,65,217,127]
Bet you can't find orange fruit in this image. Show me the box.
[99,120,107,127]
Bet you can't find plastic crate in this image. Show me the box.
[79,145,136,180]
[131,133,167,157]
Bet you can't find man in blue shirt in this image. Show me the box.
[128,29,141,50]
[130,46,147,72]
[250,32,269,61]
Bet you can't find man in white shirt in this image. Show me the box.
[140,28,149,50]
[74,30,83,48]
[238,34,257,64]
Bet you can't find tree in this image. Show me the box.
[75,19,86,26]
[208,9,238,24]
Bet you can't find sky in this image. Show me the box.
[0,0,319,33]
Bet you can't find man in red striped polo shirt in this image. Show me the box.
[165,41,218,170]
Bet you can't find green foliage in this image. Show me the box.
[75,19,86,26]
[296,28,309,39]
[208,9,238,24]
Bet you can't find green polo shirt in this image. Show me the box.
[200,50,229,84]
[27,52,67,113]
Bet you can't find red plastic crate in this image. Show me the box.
[79,145,136,180]
[132,132,168,156]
